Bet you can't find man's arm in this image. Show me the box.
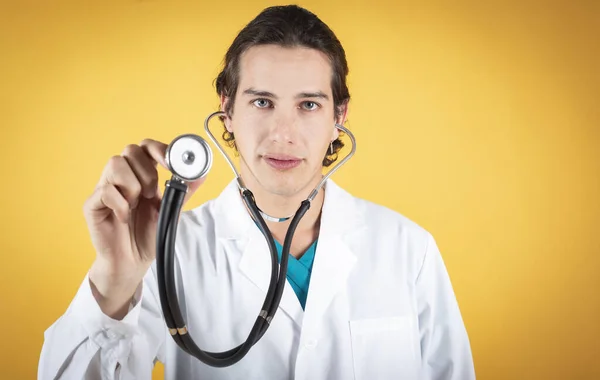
[416,233,476,379]
[38,263,165,379]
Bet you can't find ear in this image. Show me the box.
[220,94,234,133]
[332,125,340,141]
[335,101,349,125]
[333,101,349,140]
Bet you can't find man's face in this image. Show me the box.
[223,44,342,197]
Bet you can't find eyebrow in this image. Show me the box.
[242,88,330,101]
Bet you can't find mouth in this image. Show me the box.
[263,154,302,170]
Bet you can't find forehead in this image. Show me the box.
[238,45,333,95]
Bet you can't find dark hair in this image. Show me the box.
[214,5,350,167]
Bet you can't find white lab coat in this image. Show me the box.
[38,179,476,379]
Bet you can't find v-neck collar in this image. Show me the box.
[273,238,318,268]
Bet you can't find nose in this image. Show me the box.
[269,109,298,145]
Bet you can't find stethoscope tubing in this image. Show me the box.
[156,110,355,366]
[157,180,310,366]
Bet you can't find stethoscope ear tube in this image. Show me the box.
[156,177,310,367]
[267,199,311,319]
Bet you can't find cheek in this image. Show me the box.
[304,123,334,146]
[232,123,264,154]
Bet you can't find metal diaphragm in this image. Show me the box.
[165,134,213,181]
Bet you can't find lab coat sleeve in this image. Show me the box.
[416,233,476,380]
[37,263,166,380]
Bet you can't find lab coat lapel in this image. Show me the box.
[303,180,364,328]
[304,236,356,326]
[213,180,304,328]
[238,227,305,329]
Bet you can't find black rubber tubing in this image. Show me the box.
[156,178,311,367]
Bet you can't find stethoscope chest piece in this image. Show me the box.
[165,134,213,181]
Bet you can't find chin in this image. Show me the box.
[261,178,303,197]
[257,170,313,198]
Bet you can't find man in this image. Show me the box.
[38,5,475,379]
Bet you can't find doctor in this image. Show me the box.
[38,5,475,380]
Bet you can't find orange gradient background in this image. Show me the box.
[0,1,598,379]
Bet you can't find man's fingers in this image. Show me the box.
[122,144,159,199]
[140,138,169,170]
[98,156,142,209]
[85,184,130,224]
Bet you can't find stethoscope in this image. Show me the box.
[156,110,356,367]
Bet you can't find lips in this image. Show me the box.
[263,154,302,170]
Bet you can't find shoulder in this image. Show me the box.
[337,187,438,284]
[178,198,220,235]
[360,197,426,231]
[176,179,240,230]
[335,185,436,272]
[340,186,433,245]
[357,196,433,255]
[175,179,254,241]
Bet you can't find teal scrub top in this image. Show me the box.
[273,239,317,310]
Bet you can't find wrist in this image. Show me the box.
[89,260,142,319]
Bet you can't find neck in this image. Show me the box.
[242,174,325,246]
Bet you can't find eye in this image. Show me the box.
[301,101,320,111]
[252,98,272,108]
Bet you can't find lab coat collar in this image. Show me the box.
[213,178,364,240]
[213,178,365,328]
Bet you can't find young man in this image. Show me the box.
[38,5,475,380]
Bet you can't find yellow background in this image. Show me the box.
[1,0,598,379]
